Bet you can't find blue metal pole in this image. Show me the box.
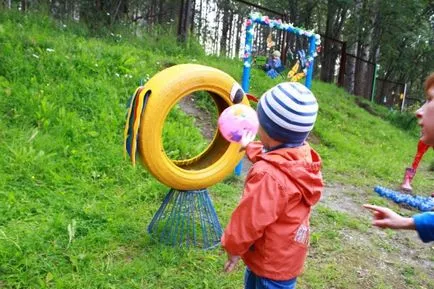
[305,36,317,89]
[241,20,254,93]
[235,19,255,176]
[234,159,243,176]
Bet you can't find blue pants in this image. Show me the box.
[244,268,297,289]
[266,69,279,79]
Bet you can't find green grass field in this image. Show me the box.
[0,11,433,289]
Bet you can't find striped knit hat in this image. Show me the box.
[257,82,318,146]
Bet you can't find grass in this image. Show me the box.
[0,11,433,289]
[162,106,209,160]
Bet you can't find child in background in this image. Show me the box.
[263,50,282,72]
[221,82,324,289]
[365,72,434,243]
[400,73,434,195]
[263,50,284,79]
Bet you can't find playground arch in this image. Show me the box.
[235,12,321,175]
[241,13,321,91]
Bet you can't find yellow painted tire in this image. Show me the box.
[135,64,250,190]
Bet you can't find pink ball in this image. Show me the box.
[218,104,259,143]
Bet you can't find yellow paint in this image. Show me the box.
[124,64,251,190]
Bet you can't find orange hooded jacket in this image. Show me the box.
[221,141,323,281]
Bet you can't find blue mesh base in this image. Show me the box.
[147,188,223,249]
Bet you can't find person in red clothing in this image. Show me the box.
[400,73,434,195]
[221,82,324,289]
[365,72,434,243]
[400,140,431,192]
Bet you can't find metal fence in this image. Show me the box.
[375,79,406,108]
[191,0,411,110]
[344,54,376,101]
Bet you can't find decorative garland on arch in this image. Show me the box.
[243,12,321,71]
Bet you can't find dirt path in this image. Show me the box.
[178,95,216,140]
[321,183,434,285]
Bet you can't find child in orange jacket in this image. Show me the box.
[221,82,324,289]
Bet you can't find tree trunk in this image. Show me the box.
[177,0,192,42]
[197,0,203,38]
[190,0,196,34]
[235,15,242,58]
[345,43,357,93]
[303,1,317,30]
[369,0,382,63]
[226,8,233,57]
[354,0,370,99]
[214,8,220,54]
[320,3,349,83]
[158,0,164,23]
[219,0,229,56]
[202,0,210,48]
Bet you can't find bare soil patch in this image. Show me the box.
[322,183,433,286]
[177,95,216,140]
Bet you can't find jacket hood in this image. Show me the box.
[247,142,323,206]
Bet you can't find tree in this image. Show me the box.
[320,0,352,83]
[178,0,193,42]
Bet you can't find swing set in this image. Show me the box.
[241,13,321,85]
[234,13,321,176]
[251,33,310,81]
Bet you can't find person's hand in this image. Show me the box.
[240,130,255,150]
[224,254,240,273]
[363,204,415,230]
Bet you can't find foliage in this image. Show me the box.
[5,1,434,101]
[163,106,209,160]
[343,0,434,95]
[353,97,420,136]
